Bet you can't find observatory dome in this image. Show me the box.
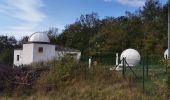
[164,49,168,59]
[120,48,141,66]
[28,32,50,43]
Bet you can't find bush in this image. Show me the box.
[34,55,77,92]
[0,48,13,64]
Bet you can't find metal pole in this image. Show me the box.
[143,57,145,93]
[146,54,149,77]
[168,1,170,58]
[89,57,92,69]
[124,57,125,78]
[122,58,125,78]
[166,55,168,73]
[167,75,170,98]
[116,53,118,66]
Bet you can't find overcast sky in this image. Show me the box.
[0,0,167,39]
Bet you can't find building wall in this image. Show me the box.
[22,43,34,65]
[13,50,23,66]
[55,51,81,60]
[33,43,55,62]
[55,51,65,59]
[14,43,81,66]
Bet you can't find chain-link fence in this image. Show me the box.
[0,54,169,99]
[80,54,169,99]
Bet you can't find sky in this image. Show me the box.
[0,0,167,39]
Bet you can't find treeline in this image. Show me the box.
[0,0,169,63]
[0,36,28,63]
[56,0,169,57]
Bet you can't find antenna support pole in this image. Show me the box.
[168,1,170,58]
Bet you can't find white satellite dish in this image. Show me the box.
[115,48,141,70]
[120,48,141,66]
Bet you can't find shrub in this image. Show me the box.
[159,58,170,68]
[34,55,77,92]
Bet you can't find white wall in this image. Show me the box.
[22,43,34,65]
[13,50,23,66]
[55,51,81,60]
[33,43,55,62]
[66,52,81,60]
[14,43,81,66]
[55,51,65,60]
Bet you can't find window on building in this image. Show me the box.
[17,55,19,61]
[38,47,43,53]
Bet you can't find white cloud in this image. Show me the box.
[0,0,46,37]
[104,0,145,7]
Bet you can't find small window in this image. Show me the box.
[38,47,43,53]
[17,55,19,61]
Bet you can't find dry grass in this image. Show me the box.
[0,57,166,100]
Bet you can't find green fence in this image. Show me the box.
[81,54,116,65]
[80,54,169,98]
[81,54,163,65]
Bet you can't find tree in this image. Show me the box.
[51,1,168,57]
[46,27,59,44]
[57,12,100,55]
[139,0,166,55]
[18,36,29,47]
[140,0,162,21]
[0,48,13,64]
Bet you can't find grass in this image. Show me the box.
[0,57,169,100]
[119,63,168,98]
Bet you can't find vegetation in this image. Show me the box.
[0,56,168,100]
[0,0,169,99]
[56,0,169,57]
[0,0,169,64]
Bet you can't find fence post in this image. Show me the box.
[146,54,149,77]
[167,75,170,99]
[143,57,145,93]
[122,57,125,78]
[166,55,168,73]
[89,56,92,69]
[124,57,126,73]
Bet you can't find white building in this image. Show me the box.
[13,32,81,66]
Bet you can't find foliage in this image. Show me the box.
[18,36,29,47]
[35,55,77,92]
[0,0,169,99]
[0,35,18,64]
[0,48,13,64]
[160,59,170,68]
[1,62,166,100]
[56,0,168,57]
[46,27,59,44]
[0,0,169,64]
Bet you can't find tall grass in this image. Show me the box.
[0,55,166,100]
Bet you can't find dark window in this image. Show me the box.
[38,47,43,53]
[17,55,19,61]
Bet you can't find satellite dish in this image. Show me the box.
[120,48,141,66]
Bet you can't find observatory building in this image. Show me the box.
[13,32,81,66]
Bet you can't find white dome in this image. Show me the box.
[28,32,50,43]
[120,48,141,66]
[164,49,168,59]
